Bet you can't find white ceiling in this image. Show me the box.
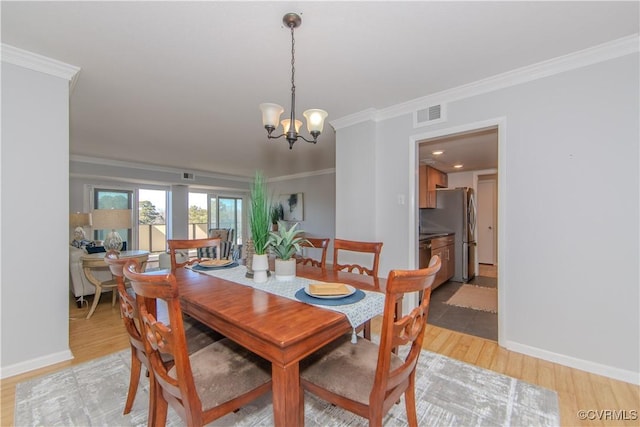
[2,1,638,178]
[418,127,498,174]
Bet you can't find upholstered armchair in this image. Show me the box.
[199,228,236,260]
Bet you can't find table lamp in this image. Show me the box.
[92,209,132,251]
[69,212,93,241]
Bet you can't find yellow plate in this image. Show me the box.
[199,259,233,267]
[308,283,352,296]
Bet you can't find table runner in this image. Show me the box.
[188,264,385,343]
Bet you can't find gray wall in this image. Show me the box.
[269,170,336,262]
[1,62,74,375]
[335,50,639,383]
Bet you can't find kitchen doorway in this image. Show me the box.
[417,124,499,341]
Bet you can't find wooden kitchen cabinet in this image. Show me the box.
[431,235,455,288]
[419,165,448,208]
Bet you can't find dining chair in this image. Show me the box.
[300,255,441,427]
[104,251,223,423]
[296,237,330,268]
[332,238,383,278]
[333,238,384,339]
[167,238,222,271]
[104,250,160,422]
[123,259,272,427]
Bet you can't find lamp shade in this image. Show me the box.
[259,103,284,128]
[303,109,328,133]
[69,212,92,228]
[92,209,132,230]
[281,119,302,134]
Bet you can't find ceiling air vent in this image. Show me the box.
[414,103,446,128]
[181,172,195,181]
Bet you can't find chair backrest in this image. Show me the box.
[296,237,330,269]
[123,259,203,424]
[104,251,145,353]
[372,255,441,413]
[202,228,235,260]
[332,238,383,277]
[168,238,221,271]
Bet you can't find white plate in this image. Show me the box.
[304,284,356,300]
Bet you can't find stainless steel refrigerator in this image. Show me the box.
[420,187,477,282]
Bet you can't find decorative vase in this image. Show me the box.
[275,258,296,281]
[252,253,269,283]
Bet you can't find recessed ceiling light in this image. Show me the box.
[432,150,444,156]
[453,164,463,169]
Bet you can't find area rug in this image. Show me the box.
[15,347,558,426]
[446,284,498,313]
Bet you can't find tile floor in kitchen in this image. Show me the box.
[427,264,498,341]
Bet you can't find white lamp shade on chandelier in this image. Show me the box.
[260,104,327,136]
[303,109,329,133]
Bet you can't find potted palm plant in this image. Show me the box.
[267,220,309,280]
[249,171,271,283]
[270,203,284,231]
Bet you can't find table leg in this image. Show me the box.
[271,362,304,426]
[86,284,102,319]
[83,267,103,320]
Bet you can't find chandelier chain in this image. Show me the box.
[290,25,296,100]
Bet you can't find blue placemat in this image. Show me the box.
[294,288,365,306]
[191,262,239,271]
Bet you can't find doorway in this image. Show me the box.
[416,124,499,341]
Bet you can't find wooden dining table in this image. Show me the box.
[175,262,387,427]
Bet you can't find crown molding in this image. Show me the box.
[334,34,640,128]
[330,108,377,131]
[1,44,81,92]
[71,154,334,184]
[268,168,336,183]
[70,155,252,183]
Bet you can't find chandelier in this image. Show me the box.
[260,13,328,150]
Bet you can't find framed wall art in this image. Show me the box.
[278,193,303,221]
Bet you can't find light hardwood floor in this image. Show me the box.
[2,286,639,426]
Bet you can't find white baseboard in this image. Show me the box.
[504,339,640,385]
[1,349,74,380]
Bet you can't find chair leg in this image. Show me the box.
[363,320,371,340]
[154,389,169,427]
[147,367,157,427]
[123,347,141,415]
[404,375,418,427]
[86,286,102,319]
[111,288,118,307]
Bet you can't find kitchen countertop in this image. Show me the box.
[419,232,454,241]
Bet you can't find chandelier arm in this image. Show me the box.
[297,134,318,144]
[267,133,286,140]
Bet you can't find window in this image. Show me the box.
[187,192,243,245]
[216,197,243,246]
[188,192,208,239]
[138,189,167,253]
